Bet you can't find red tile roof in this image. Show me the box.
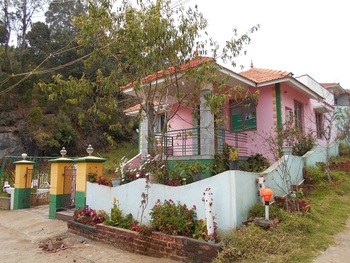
[320,83,339,88]
[123,104,141,114]
[121,56,214,90]
[239,68,292,83]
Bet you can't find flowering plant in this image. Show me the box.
[149,199,198,237]
[73,205,106,226]
[104,197,134,228]
[229,147,239,161]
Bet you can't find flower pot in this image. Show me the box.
[149,174,158,183]
[229,160,239,170]
[112,178,121,186]
[283,146,292,156]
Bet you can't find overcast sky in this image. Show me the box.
[188,0,350,88]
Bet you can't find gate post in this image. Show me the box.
[74,145,105,210]
[13,153,35,210]
[48,148,73,219]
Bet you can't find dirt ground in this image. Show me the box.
[0,206,176,263]
[313,217,350,263]
[1,205,350,263]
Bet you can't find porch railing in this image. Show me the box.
[155,127,247,157]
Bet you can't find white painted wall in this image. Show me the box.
[86,144,338,231]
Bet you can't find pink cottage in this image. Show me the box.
[122,57,339,174]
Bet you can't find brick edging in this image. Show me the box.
[67,220,221,262]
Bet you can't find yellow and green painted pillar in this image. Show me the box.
[74,155,105,210]
[48,157,73,219]
[13,157,35,210]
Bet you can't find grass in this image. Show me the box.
[214,170,350,263]
[96,141,138,176]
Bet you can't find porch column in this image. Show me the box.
[13,154,34,210]
[140,111,149,160]
[48,150,73,219]
[200,88,215,157]
[74,147,105,210]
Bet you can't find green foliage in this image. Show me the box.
[28,106,43,128]
[73,205,106,226]
[215,166,350,263]
[105,197,134,229]
[339,143,350,156]
[304,165,327,184]
[239,153,270,173]
[248,203,287,221]
[263,123,316,161]
[212,143,237,174]
[150,199,198,237]
[169,160,209,185]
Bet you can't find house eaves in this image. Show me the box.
[217,67,257,87]
[256,76,324,100]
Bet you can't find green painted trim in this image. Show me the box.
[13,188,30,209]
[74,157,106,163]
[13,160,35,164]
[138,119,141,153]
[275,83,282,128]
[49,194,63,219]
[275,83,283,148]
[75,191,86,210]
[49,158,74,163]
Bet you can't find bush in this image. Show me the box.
[149,199,198,237]
[240,153,270,173]
[73,205,106,226]
[304,166,326,184]
[104,197,134,228]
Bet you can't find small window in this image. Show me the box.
[154,114,166,133]
[294,101,303,131]
[231,99,257,131]
[315,111,323,139]
[285,108,293,123]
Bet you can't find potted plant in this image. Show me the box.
[229,147,239,170]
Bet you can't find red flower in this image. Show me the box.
[169,199,173,203]
[192,205,196,210]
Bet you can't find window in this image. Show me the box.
[230,99,257,131]
[154,114,166,133]
[315,111,323,139]
[285,107,293,123]
[294,101,303,131]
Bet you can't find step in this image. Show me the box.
[56,208,74,222]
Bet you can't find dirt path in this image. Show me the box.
[0,206,176,263]
[313,217,350,263]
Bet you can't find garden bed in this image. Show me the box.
[67,220,221,262]
[330,161,350,172]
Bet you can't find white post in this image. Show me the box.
[203,188,214,235]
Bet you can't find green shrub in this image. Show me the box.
[304,166,326,184]
[104,197,134,229]
[339,143,350,156]
[239,153,270,172]
[149,199,198,237]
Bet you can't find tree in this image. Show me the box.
[11,0,48,72]
[0,0,13,71]
[42,0,259,155]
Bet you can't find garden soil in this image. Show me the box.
[0,206,176,263]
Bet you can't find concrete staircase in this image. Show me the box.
[55,208,75,222]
